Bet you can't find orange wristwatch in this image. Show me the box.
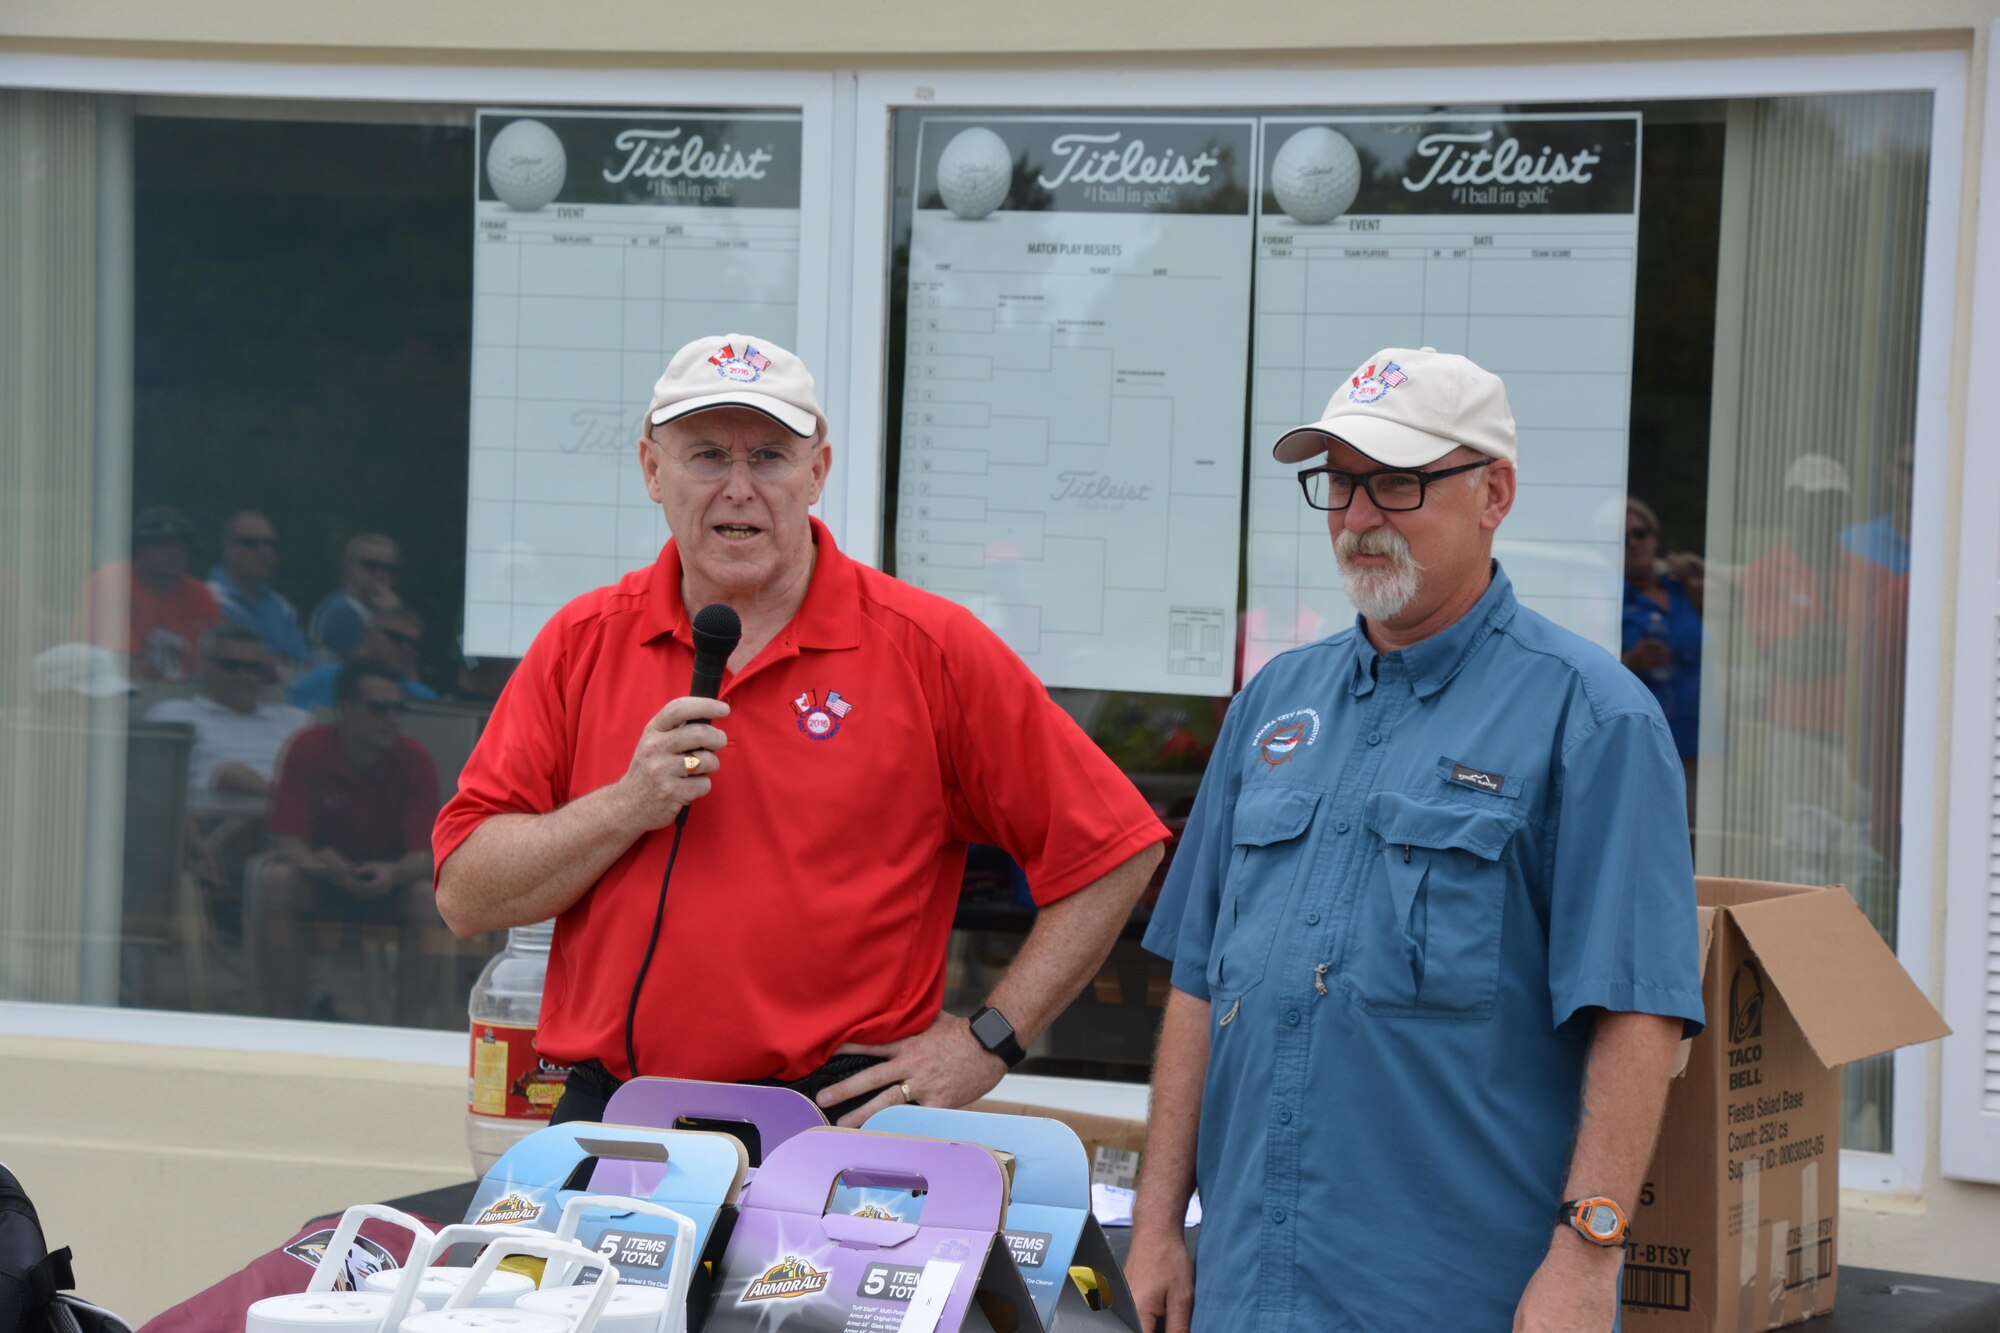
[1561,1196,1629,1246]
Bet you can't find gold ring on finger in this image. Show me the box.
[683,752,702,775]
[900,1081,915,1105]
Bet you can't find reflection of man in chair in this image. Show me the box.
[286,607,437,711]
[146,625,308,798]
[147,624,310,912]
[252,657,441,1023]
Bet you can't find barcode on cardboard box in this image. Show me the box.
[1092,1146,1142,1190]
[1785,1239,1834,1289]
[1622,1264,1692,1311]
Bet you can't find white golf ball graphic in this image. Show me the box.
[936,127,1013,221]
[486,118,568,212]
[1271,127,1362,225]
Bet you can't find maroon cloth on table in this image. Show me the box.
[136,1212,438,1332]
[265,725,437,861]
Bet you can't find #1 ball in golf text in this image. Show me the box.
[937,127,1013,221]
[1271,127,1362,225]
[486,118,568,212]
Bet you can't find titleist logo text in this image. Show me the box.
[1402,131,1600,193]
[602,129,774,185]
[1037,133,1219,191]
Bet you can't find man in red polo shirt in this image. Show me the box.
[435,334,1168,1125]
[255,656,441,1024]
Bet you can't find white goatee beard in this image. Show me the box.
[1335,527,1425,622]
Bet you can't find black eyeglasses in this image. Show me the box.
[229,535,278,550]
[1626,526,1655,543]
[358,558,401,575]
[1296,458,1493,512]
[360,699,405,718]
[379,629,420,649]
[212,658,268,677]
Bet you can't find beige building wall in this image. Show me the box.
[3,1,1996,1321]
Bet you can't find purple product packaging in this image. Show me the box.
[602,1077,828,1187]
[860,1105,1141,1330]
[704,1127,1046,1333]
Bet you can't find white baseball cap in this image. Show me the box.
[1272,346,1519,468]
[1784,454,1851,494]
[34,643,135,697]
[647,334,824,438]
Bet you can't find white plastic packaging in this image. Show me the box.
[245,1205,433,1333]
[401,1233,615,1333]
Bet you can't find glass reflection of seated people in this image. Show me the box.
[145,624,308,800]
[250,656,441,1025]
[1619,499,1702,807]
[309,531,403,662]
[206,509,312,669]
[72,506,223,683]
[286,605,437,710]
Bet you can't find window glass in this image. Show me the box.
[0,89,1928,1158]
[885,96,1927,1143]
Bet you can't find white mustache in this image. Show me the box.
[1334,527,1423,568]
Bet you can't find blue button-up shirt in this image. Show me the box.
[1144,565,1705,1332]
[207,567,312,664]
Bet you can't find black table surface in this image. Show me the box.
[369,1181,2000,1331]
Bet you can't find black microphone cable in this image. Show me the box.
[624,602,741,1086]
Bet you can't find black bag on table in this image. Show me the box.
[0,1162,132,1333]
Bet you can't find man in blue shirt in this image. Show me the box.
[207,510,312,667]
[287,605,437,710]
[310,532,403,660]
[1129,347,1705,1332]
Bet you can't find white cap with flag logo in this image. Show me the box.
[1272,346,1518,468]
[648,333,824,438]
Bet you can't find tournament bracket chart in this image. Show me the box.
[899,115,1256,697]
[465,108,803,659]
[1245,113,1641,675]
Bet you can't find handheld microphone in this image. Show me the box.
[687,602,742,701]
[627,601,743,1085]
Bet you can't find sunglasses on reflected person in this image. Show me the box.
[1626,527,1655,543]
[379,629,420,649]
[358,558,401,575]
[360,699,405,718]
[212,657,269,677]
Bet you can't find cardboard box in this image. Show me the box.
[970,1100,1149,1190]
[1622,879,1948,1332]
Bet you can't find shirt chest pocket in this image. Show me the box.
[1208,785,1321,1001]
[1348,791,1521,1017]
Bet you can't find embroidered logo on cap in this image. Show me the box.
[1251,708,1322,766]
[1347,361,1405,405]
[1448,762,1504,794]
[709,342,770,383]
[792,687,852,740]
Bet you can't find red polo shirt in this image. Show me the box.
[434,519,1167,1082]
[268,725,438,861]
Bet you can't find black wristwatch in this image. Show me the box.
[968,1005,1026,1068]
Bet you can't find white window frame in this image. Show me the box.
[1939,21,2000,1187]
[843,51,1968,1183]
[0,49,1973,1172]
